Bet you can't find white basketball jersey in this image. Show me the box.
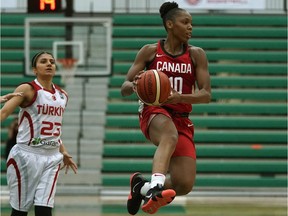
[17,79,68,149]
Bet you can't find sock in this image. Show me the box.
[150,173,166,188]
[140,182,151,196]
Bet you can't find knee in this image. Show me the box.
[174,181,194,196]
[167,133,178,149]
[158,132,178,150]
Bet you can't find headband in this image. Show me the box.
[31,51,53,67]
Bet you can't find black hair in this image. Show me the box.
[159,1,185,31]
[31,51,54,68]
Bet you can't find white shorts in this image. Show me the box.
[6,144,63,212]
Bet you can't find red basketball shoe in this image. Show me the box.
[141,184,176,214]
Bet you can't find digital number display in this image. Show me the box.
[27,0,62,13]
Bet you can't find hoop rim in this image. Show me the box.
[56,58,78,63]
[56,58,78,69]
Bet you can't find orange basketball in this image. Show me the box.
[136,70,171,106]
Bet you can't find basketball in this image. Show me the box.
[135,70,171,106]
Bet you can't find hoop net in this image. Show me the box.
[57,58,78,85]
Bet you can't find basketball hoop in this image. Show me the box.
[57,58,78,85]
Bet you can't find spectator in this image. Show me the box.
[5,117,18,160]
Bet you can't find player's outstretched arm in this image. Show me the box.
[0,92,24,103]
[0,85,29,122]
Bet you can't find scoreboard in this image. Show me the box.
[27,0,62,13]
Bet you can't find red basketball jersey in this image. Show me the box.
[146,40,196,113]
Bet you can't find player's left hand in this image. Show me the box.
[162,89,181,105]
[61,152,78,174]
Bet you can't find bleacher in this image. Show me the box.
[102,14,287,188]
[1,13,287,190]
[1,13,63,93]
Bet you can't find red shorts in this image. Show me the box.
[139,106,196,159]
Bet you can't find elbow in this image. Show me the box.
[120,88,130,97]
[120,84,126,97]
[202,90,211,103]
[120,81,134,97]
[0,110,8,122]
[206,92,211,103]
[120,89,125,97]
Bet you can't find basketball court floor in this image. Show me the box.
[1,188,287,216]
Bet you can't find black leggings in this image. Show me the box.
[11,206,52,216]
[11,208,27,216]
[35,206,52,216]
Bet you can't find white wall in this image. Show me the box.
[0,0,286,13]
[0,0,17,8]
[74,0,112,13]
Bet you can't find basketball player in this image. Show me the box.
[121,1,211,215]
[0,51,78,216]
[1,92,23,103]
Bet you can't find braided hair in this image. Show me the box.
[159,1,186,31]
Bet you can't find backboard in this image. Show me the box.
[24,17,112,77]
